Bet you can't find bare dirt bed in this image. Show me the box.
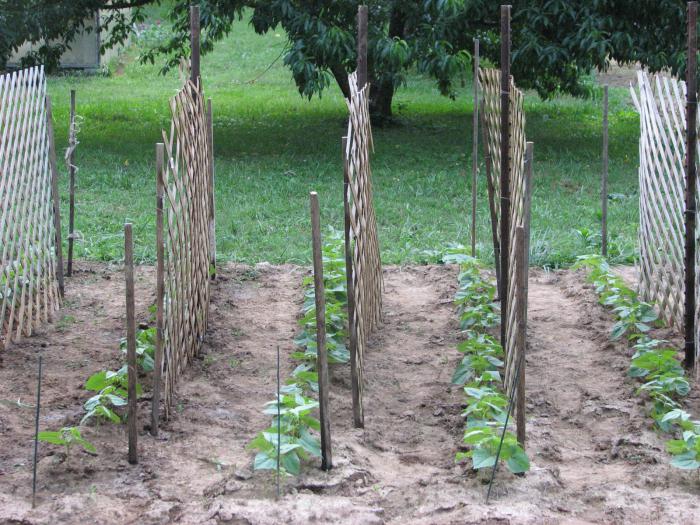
[2,262,700,524]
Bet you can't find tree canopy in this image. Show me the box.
[1,1,692,118]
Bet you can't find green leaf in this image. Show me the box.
[254,452,277,471]
[472,447,496,470]
[670,451,700,470]
[666,439,689,455]
[280,450,301,475]
[506,448,530,473]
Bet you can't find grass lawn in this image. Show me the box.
[46,13,640,267]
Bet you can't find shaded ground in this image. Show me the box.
[1,263,700,524]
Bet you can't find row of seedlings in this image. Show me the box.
[576,255,700,469]
[451,256,530,474]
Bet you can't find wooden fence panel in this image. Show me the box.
[631,72,687,331]
[0,66,60,350]
[158,80,212,415]
[344,71,383,423]
[479,68,530,397]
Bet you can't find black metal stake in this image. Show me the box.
[486,351,523,503]
[32,354,43,508]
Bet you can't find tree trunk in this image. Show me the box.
[369,80,395,122]
[368,2,404,123]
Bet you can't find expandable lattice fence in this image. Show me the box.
[631,72,687,331]
[0,66,61,350]
[479,67,531,397]
[158,79,213,415]
[344,71,383,425]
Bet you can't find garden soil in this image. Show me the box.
[1,262,700,524]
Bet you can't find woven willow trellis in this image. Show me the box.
[630,72,688,331]
[0,66,61,350]
[479,67,531,396]
[344,71,383,422]
[158,79,212,414]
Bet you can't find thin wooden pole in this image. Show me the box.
[67,89,76,277]
[524,143,533,287]
[471,38,480,257]
[516,141,534,447]
[357,5,368,89]
[31,354,42,509]
[190,4,201,87]
[207,98,216,279]
[343,136,363,428]
[45,96,64,298]
[499,4,512,346]
[151,144,165,436]
[601,85,609,258]
[310,192,332,470]
[124,223,138,464]
[515,226,526,446]
[481,101,501,292]
[685,1,697,370]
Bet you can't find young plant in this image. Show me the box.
[248,387,321,475]
[38,427,96,456]
[82,385,127,425]
[457,426,530,474]
[120,327,156,372]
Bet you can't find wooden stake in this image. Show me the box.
[602,85,609,258]
[67,89,76,277]
[124,223,138,464]
[515,226,526,446]
[151,144,165,436]
[190,4,201,87]
[343,137,363,428]
[357,5,368,89]
[207,98,216,279]
[524,142,534,285]
[32,354,42,509]
[499,4,512,346]
[45,96,64,298]
[516,142,533,447]
[471,38,480,257]
[685,1,697,369]
[310,192,332,470]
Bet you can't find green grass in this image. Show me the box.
[46,14,640,267]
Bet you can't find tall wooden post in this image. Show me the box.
[151,144,165,436]
[124,223,138,464]
[685,1,697,370]
[310,192,332,470]
[67,89,76,276]
[45,96,64,297]
[357,5,368,89]
[190,4,201,86]
[601,86,609,257]
[499,5,512,346]
[343,137,363,428]
[471,39,480,257]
